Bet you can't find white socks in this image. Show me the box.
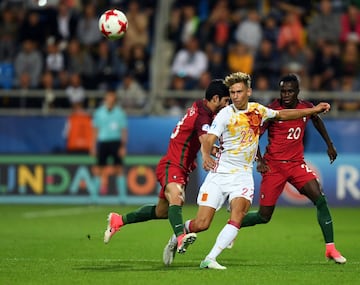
[206,223,239,260]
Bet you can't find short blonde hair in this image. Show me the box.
[224,72,252,88]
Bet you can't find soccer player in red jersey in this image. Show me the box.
[103,79,230,254]
[241,74,346,264]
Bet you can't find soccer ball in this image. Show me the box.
[98,9,128,40]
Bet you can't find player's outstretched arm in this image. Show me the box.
[276,102,330,121]
[311,115,337,164]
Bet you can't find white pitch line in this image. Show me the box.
[23,206,104,219]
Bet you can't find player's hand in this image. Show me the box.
[327,144,337,164]
[202,154,216,171]
[256,157,269,173]
[118,146,126,157]
[90,145,96,157]
[314,102,331,114]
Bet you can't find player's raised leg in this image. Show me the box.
[104,198,168,244]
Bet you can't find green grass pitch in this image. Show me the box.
[0,205,358,285]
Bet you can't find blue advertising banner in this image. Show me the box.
[197,153,360,207]
[1,154,358,206]
[0,155,162,205]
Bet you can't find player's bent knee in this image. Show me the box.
[156,211,168,219]
[155,205,169,219]
[258,212,272,224]
[193,218,211,232]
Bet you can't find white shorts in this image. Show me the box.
[197,171,254,211]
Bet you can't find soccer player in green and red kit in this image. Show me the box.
[242,74,346,264]
[103,79,230,257]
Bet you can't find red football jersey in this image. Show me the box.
[159,99,215,173]
[263,99,314,161]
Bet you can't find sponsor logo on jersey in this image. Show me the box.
[202,124,210,132]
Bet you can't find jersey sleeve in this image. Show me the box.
[194,113,211,137]
[258,104,278,124]
[208,107,229,138]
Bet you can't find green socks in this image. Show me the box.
[315,195,334,243]
[168,205,184,237]
[241,211,269,227]
[122,204,185,237]
[123,205,158,224]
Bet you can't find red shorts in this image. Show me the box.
[259,159,318,206]
[155,160,189,199]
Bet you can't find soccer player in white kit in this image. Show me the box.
[163,72,331,269]
[199,72,332,269]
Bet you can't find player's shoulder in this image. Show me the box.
[297,99,314,108]
[267,99,281,109]
[248,101,267,110]
[218,104,233,116]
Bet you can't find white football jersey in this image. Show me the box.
[208,102,278,173]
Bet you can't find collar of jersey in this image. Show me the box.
[231,103,248,113]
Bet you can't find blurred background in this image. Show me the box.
[0,0,359,206]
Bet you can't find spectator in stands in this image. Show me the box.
[227,42,254,75]
[253,38,280,89]
[40,71,56,114]
[340,3,360,43]
[18,10,46,47]
[170,36,208,89]
[179,4,200,46]
[117,72,147,110]
[57,70,70,90]
[76,3,102,47]
[44,36,65,86]
[199,0,232,55]
[14,39,43,89]
[252,73,273,105]
[337,72,360,111]
[340,39,360,81]
[49,2,78,48]
[197,71,212,90]
[126,43,150,90]
[65,73,85,108]
[166,5,183,51]
[166,74,186,116]
[261,14,279,46]
[307,0,341,49]
[279,41,309,88]
[64,38,95,88]
[274,0,312,22]
[0,8,18,63]
[234,8,263,54]
[94,40,125,90]
[277,11,305,50]
[123,0,150,58]
[309,40,341,91]
[207,47,229,79]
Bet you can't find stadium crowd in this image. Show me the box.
[0,0,360,112]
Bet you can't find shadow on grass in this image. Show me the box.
[73,261,200,272]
